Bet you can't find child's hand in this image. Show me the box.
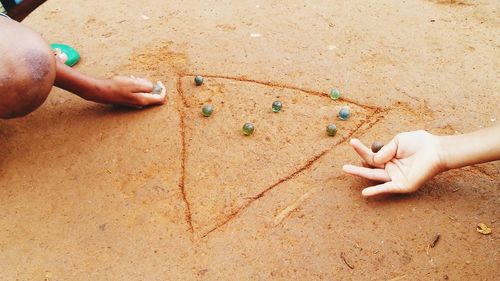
[92,76,166,108]
[343,130,445,197]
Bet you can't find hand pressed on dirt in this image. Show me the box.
[88,76,167,108]
[343,130,445,197]
[54,61,167,108]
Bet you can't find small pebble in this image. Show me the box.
[151,83,163,95]
[371,141,384,153]
[202,105,214,117]
[242,123,254,136]
[194,75,204,86]
[272,101,282,113]
[338,106,350,120]
[329,88,341,100]
[326,124,337,136]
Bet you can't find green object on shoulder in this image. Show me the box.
[50,43,80,67]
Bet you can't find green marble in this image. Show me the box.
[151,83,163,95]
[202,105,214,117]
[194,75,204,86]
[326,124,337,136]
[329,88,341,100]
[272,101,282,113]
[242,123,255,136]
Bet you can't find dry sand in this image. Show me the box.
[1,0,499,280]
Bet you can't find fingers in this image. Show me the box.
[350,138,375,164]
[134,81,167,106]
[126,75,154,93]
[373,136,398,165]
[349,138,385,168]
[342,164,390,182]
[124,76,166,106]
[362,182,400,197]
[133,78,154,93]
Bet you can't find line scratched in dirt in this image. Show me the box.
[199,107,387,238]
[174,73,390,238]
[175,76,194,233]
[181,73,378,111]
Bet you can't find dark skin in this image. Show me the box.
[0,14,166,119]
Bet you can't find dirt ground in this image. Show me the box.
[1,0,499,280]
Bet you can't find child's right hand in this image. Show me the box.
[343,130,446,197]
[91,76,167,108]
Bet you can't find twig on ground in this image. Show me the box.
[340,252,354,269]
[273,187,318,226]
[430,233,441,248]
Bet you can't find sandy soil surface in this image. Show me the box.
[1,0,499,280]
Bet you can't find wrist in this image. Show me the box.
[436,134,454,172]
[435,126,500,171]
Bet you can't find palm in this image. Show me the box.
[384,160,411,192]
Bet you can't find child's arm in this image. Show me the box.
[343,126,500,197]
[0,15,165,119]
[439,125,500,170]
[54,61,166,108]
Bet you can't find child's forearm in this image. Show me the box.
[439,125,500,170]
[54,60,105,101]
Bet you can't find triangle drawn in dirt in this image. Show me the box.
[178,75,376,237]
